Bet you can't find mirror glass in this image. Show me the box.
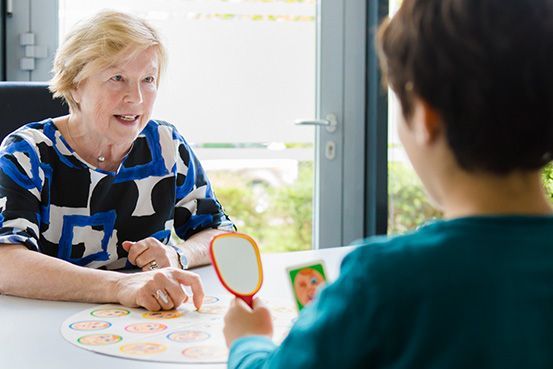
[211,233,263,296]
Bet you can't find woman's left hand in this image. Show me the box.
[223,297,273,347]
[122,237,180,271]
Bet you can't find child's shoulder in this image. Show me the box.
[342,216,553,290]
[344,224,442,264]
[340,221,474,285]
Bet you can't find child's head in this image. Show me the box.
[378,0,553,178]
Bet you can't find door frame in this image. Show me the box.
[316,1,371,248]
[364,0,389,237]
[1,0,6,80]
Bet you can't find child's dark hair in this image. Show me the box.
[378,0,553,174]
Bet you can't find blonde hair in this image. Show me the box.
[49,10,167,112]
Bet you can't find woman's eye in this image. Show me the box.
[111,75,123,82]
[144,76,155,83]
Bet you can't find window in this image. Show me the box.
[59,0,317,252]
[7,1,369,250]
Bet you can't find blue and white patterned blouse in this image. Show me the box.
[0,119,234,269]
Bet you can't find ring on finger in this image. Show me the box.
[148,260,160,270]
[154,289,170,305]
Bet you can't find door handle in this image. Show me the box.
[295,113,337,133]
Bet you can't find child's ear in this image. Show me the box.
[413,98,442,145]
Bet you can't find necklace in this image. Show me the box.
[65,118,105,164]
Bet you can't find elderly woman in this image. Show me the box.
[0,11,234,311]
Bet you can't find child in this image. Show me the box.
[223,0,553,367]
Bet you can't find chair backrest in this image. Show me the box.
[0,82,69,141]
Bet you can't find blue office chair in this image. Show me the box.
[0,82,69,141]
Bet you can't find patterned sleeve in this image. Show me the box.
[0,134,45,251]
[172,129,235,240]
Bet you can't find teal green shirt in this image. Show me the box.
[229,216,553,369]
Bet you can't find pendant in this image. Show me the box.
[97,155,105,162]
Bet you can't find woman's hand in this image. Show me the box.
[122,237,180,271]
[114,268,204,311]
[223,297,273,347]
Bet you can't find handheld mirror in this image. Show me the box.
[209,233,263,307]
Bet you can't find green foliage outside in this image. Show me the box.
[388,162,442,234]
[204,160,553,252]
[389,161,553,235]
[543,162,553,201]
[210,161,313,253]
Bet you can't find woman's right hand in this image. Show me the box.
[114,268,204,311]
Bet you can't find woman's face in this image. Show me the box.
[71,46,159,145]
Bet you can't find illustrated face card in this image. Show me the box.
[287,261,327,311]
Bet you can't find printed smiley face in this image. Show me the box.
[90,308,130,318]
[293,268,325,306]
[202,296,220,304]
[167,330,210,343]
[182,345,227,360]
[70,320,111,331]
[77,334,122,346]
[142,310,184,320]
[198,305,226,315]
[120,342,167,355]
[125,322,168,334]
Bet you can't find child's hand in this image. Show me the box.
[223,297,273,347]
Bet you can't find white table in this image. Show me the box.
[0,247,353,369]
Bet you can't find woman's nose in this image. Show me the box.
[124,82,143,104]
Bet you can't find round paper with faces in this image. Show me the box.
[61,296,296,363]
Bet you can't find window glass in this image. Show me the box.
[59,0,317,251]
